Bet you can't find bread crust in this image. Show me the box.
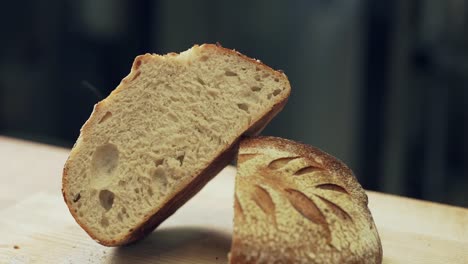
[62,44,291,246]
[230,137,383,263]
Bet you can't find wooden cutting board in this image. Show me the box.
[0,136,467,263]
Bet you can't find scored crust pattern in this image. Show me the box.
[238,153,354,243]
[231,138,382,264]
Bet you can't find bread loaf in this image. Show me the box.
[62,44,291,246]
[230,136,382,263]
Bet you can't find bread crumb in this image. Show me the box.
[63,44,291,246]
[13,245,20,249]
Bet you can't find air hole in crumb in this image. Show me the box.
[154,158,164,167]
[152,168,165,180]
[200,55,209,61]
[72,193,81,203]
[100,217,109,227]
[267,94,272,100]
[137,176,150,185]
[254,75,261,81]
[196,77,206,86]
[207,88,219,97]
[225,70,238,77]
[262,73,269,78]
[99,189,115,211]
[255,66,261,71]
[237,103,249,112]
[176,152,185,166]
[118,180,126,186]
[98,112,112,124]
[78,212,84,217]
[167,112,178,122]
[121,208,126,214]
[134,188,139,194]
[251,86,261,92]
[117,213,123,222]
[274,78,279,82]
[273,89,281,96]
[92,143,119,175]
[152,167,168,189]
[148,187,154,196]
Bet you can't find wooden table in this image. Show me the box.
[0,136,467,263]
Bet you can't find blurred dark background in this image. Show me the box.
[1,0,467,206]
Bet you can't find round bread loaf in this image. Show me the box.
[230,136,382,263]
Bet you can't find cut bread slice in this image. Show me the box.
[62,44,291,246]
[230,137,382,263]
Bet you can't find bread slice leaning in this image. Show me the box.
[230,137,382,264]
[62,44,291,246]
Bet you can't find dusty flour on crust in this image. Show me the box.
[229,136,382,264]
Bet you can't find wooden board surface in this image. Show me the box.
[0,136,467,263]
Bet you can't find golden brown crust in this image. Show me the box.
[230,136,382,264]
[62,44,291,246]
[240,137,368,205]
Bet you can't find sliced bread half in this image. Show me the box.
[62,44,291,246]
